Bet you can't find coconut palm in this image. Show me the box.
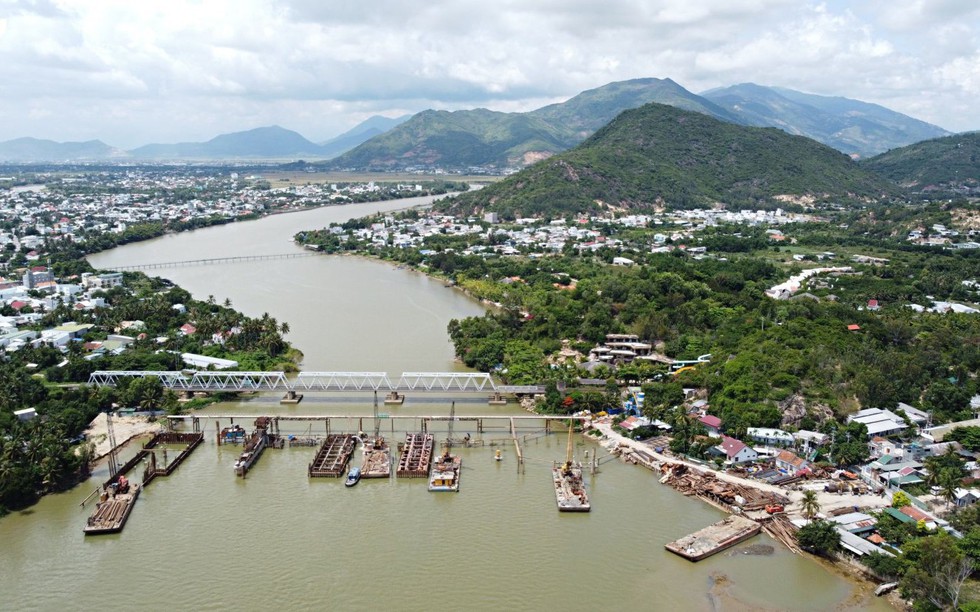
[801,489,821,520]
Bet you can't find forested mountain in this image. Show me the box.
[318,115,410,158]
[0,138,123,162]
[446,102,900,219]
[862,132,980,192]
[328,78,738,171]
[129,126,325,159]
[702,83,950,158]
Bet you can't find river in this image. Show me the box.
[0,195,888,611]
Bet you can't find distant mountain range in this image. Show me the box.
[701,83,950,159]
[0,79,955,164]
[0,115,409,163]
[0,138,125,162]
[445,102,900,218]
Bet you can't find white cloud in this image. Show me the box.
[0,0,977,148]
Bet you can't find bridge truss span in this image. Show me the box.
[88,370,545,394]
[295,372,393,391]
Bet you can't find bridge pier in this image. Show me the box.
[384,391,404,405]
[280,390,304,405]
[488,392,506,405]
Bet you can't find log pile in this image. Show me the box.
[659,463,790,512]
[761,514,802,554]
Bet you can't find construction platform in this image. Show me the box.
[664,515,761,561]
[360,436,390,478]
[396,433,434,478]
[308,434,356,477]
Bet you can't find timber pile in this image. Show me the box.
[761,514,802,554]
[659,463,789,512]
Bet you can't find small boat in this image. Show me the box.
[494,449,503,461]
[345,466,361,487]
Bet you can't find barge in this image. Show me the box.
[360,436,391,479]
[664,515,761,561]
[234,417,271,478]
[553,425,590,512]
[553,461,590,512]
[396,433,433,478]
[428,448,461,492]
[308,433,357,478]
[84,476,140,535]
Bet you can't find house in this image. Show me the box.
[698,414,722,436]
[794,430,828,452]
[747,427,794,447]
[847,408,907,438]
[14,408,36,421]
[828,512,877,536]
[955,488,980,507]
[714,436,758,464]
[867,299,880,311]
[179,323,197,336]
[181,353,238,370]
[775,450,809,474]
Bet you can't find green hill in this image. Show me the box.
[862,132,980,192]
[446,103,900,218]
[328,78,741,171]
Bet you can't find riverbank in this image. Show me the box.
[590,417,899,608]
[85,413,163,460]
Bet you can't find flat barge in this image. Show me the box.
[360,436,391,478]
[396,433,433,478]
[84,477,140,535]
[664,515,761,561]
[308,433,357,478]
[428,449,461,492]
[235,417,271,478]
[553,461,591,512]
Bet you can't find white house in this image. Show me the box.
[715,436,759,464]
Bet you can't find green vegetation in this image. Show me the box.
[863,132,980,193]
[0,267,297,515]
[445,102,900,219]
[796,520,841,557]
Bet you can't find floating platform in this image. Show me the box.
[84,484,140,535]
[361,436,391,478]
[397,433,434,478]
[428,450,461,492]
[308,434,356,478]
[553,462,591,512]
[664,515,761,561]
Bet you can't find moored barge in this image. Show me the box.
[234,417,271,478]
[427,448,461,492]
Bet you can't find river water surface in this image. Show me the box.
[0,196,889,611]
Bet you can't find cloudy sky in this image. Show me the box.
[1,0,978,148]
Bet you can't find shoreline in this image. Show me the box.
[589,418,899,609]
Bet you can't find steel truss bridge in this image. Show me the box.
[88,370,545,394]
[100,252,316,272]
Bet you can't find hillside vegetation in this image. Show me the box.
[863,132,980,193]
[447,103,900,219]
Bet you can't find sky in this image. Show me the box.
[1,0,978,149]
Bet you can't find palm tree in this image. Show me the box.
[940,470,961,511]
[801,489,821,520]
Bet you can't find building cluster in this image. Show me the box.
[335,207,818,259]
[0,171,432,272]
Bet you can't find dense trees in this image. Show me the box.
[796,521,841,557]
